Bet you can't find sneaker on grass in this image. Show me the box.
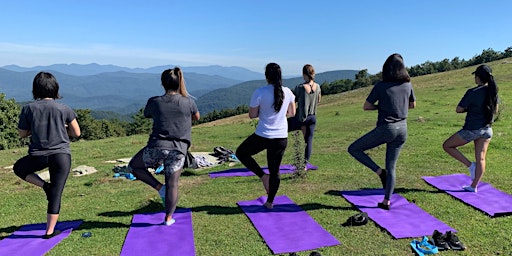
[429,230,449,251]
[445,231,466,251]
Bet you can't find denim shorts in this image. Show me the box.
[142,148,185,174]
[457,127,493,142]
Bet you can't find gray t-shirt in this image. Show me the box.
[144,94,198,155]
[458,85,489,130]
[366,81,415,126]
[18,99,77,156]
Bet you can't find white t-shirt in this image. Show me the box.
[250,85,295,138]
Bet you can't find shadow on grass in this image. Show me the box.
[98,200,352,218]
[0,221,130,239]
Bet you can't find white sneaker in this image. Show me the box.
[158,185,166,206]
[468,162,476,180]
[163,218,176,226]
[462,185,477,193]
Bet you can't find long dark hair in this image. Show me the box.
[265,63,284,112]
[382,53,410,83]
[160,67,188,97]
[32,71,61,99]
[474,65,499,124]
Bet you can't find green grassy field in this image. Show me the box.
[1,58,511,255]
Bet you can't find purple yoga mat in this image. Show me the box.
[209,163,318,178]
[423,173,512,217]
[237,195,340,254]
[341,189,455,239]
[120,209,195,256]
[0,220,82,256]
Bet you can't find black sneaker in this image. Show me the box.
[342,212,368,226]
[445,231,466,251]
[429,230,449,251]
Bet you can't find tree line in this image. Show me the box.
[1,47,510,150]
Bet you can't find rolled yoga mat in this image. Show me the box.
[340,189,455,239]
[120,208,195,256]
[237,195,340,254]
[423,173,512,217]
[0,220,82,256]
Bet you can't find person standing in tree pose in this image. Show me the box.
[348,53,416,210]
[236,63,296,209]
[287,64,321,169]
[442,64,499,193]
[14,72,81,239]
[128,67,200,225]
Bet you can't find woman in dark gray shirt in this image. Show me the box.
[442,64,499,193]
[348,53,416,210]
[14,72,81,239]
[128,67,200,226]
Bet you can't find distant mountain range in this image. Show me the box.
[0,63,359,116]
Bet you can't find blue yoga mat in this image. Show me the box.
[423,173,512,217]
[120,209,195,256]
[341,189,455,239]
[0,220,82,256]
[237,195,340,254]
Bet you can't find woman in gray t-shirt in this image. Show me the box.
[348,53,416,210]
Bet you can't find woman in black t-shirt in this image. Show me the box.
[442,64,499,193]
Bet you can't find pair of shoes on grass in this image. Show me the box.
[429,230,466,251]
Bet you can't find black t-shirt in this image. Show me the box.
[458,85,489,130]
[18,99,77,156]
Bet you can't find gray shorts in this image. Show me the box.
[457,127,493,142]
[142,148,185,174]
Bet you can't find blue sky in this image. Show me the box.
[1,0,511,75]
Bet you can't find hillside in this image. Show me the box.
[1,59,511,255]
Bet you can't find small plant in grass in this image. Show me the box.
[291,130,306,179]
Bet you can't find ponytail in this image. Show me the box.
[485,75,499,124]
[265,63,284,112]
[160,67,189,97]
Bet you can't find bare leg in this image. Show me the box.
[443,133,472,167]
[471,138,491,188]
[46,214,59,235]
[164,169,182,223]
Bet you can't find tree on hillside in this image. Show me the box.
[0,94,23,150]
[127,108,152,136]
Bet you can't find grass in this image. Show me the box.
[1,58,512,255]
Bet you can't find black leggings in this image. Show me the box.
[13,154,71,214]
[236,133,288,203]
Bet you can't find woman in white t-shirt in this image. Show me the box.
[236,63,296,209]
